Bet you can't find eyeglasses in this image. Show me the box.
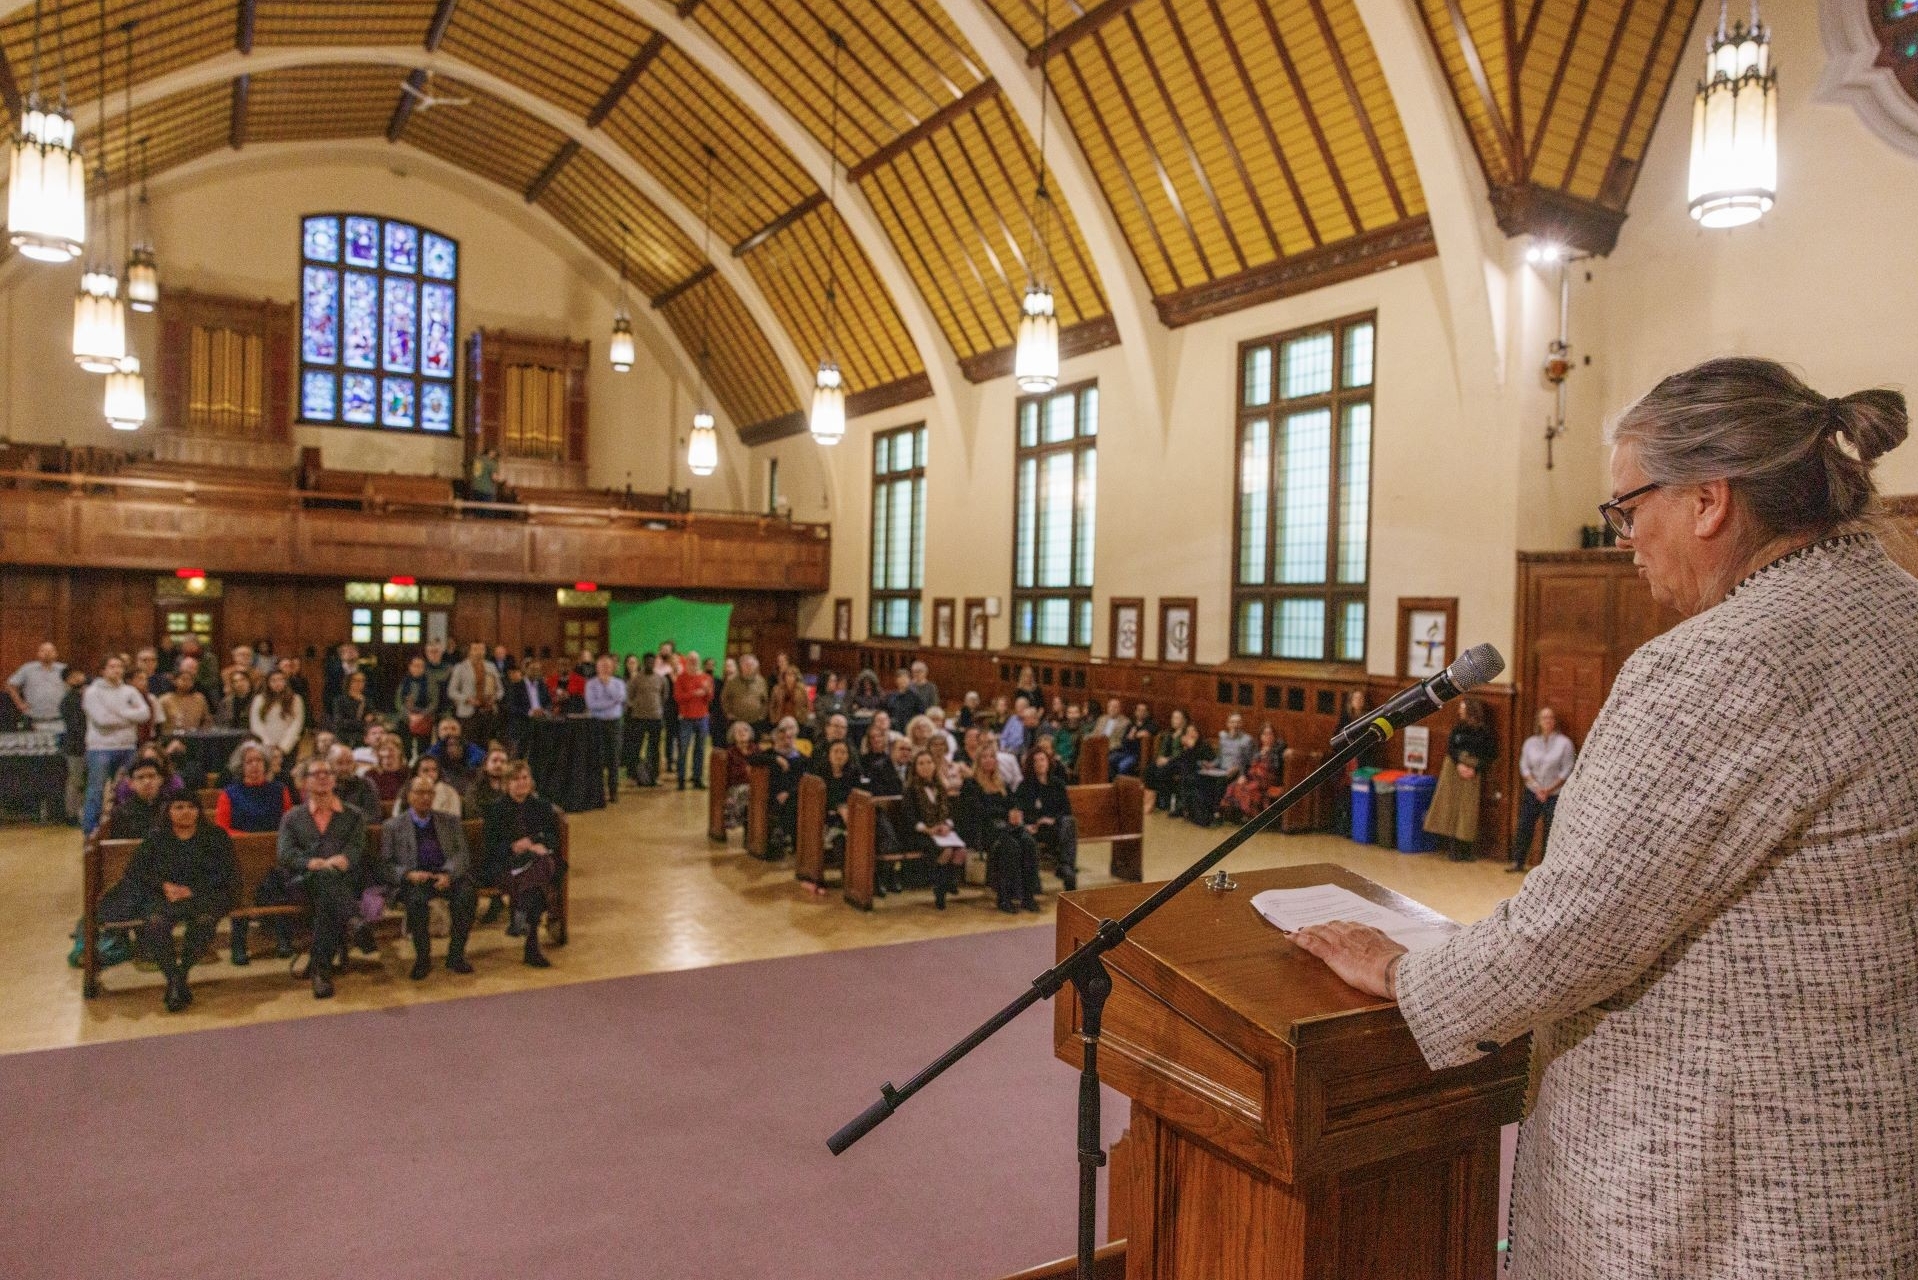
[1597,482,1660,539]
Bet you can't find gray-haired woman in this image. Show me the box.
[1294,358,1918,1276]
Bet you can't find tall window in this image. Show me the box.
[299,214,459,433]
[1013,381,1097,648]
[870,424,926,639]
[1233,315,1374,662]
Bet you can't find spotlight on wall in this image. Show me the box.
[1525,242,1564,266]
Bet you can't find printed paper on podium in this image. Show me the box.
[1250,884,1453,952]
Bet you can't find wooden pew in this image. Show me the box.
[1077,733,1109,783]
[1278,746,1328,833]
[1066,776,1145,882]
[708,750,730,842]
[81,815,571,999]
[842,790,906,911]
[705,751,772,856]
[794,772,829,888]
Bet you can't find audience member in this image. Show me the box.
[722,653,769,739]
[923,705,958,754]
[364,737,411,809]
[481,762,562,968]
[810,672,850,735]
[158,666,212,734]
[104,757,169,841]
[907,660,939,714]
[614,654,661,787]
[927,733,963,796]
[1183,713,1253,827]
[330,670,371,744]
[884,667,925,726]
[1509,706,1575,873]
[902,749,964,910]
[447,641,503,747]
[276,655,310,704]
[957,748,1040,914]
[464,746,512,819]
[1014,666,1041,709]
[1012,749,1078,891]
[848,669,885,722]
[249,669,306,759]
[769,665,808,730]
[382,776,479,979]
[805,738,865,898]
[858,720,893,775]
[656,647,681,774]
[584,654,627,804]
[214,669,255,731]
[1425,698,1499,861]
[59,666,88,824]
[109,743,184,807]
[276,759,370,999]
[1091,699,1131,769]
[420,639,455,711]
[402,755,463,818]
[126,794,239,1012]
[1144,709,1191,811]
[1115,702,1154,779]
[7,640,67,730]
[81,655,153,836]
[867,736,915,800]
[999,696,1031,755]
[425,716,483,789]
[809,713,851,776]
[327,745,383,824]
[673,651,714,790]
[504,656,553,753]
[395,655,438,756]
[721,722,756,832]
[956,690,982,730]
[1222,723,1287,822]
[1166,722,1212,821]
[759,717,806,857]
[352,720,388,772]
[1052,704,1085,777]
[320,642,364,717]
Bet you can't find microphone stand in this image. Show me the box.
[828,728,1388,1280]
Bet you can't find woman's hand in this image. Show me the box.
[512,836,534,853]
[161,882,192,903]
[1289,921,1407,1001]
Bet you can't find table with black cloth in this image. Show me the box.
[169,728,249,782]
[0,730,67,821]
[520,716,607,812]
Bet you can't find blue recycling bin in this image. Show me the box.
[1396,773,1439,853]
[1349,767,1381,843]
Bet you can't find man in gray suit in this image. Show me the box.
[382,776,478,980]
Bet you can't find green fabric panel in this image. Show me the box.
[607,596,731,667]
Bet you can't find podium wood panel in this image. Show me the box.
[1055,865,1526,1280]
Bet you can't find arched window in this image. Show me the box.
[298,214,459,432]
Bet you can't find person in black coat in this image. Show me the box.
[799,739,865,898]
[481,762,564,967]
[1011,748,1079,891]
[127,796,239,1012]
[330,670,371,746]
[956,749,1040,913]
[754,717,808,859]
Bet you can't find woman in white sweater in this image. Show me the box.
[249,669,306,757]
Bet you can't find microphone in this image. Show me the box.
[1331,643,1505,750]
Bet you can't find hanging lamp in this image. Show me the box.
[7,0,87,263]
[609,222,636,372]
[1686,0,1778,228]
[126,139,158,311]
[1014,0,1060,394]
[808,30,847,447]
[687,145,719,478]
[103,22,144,428]
[72,0,123,374]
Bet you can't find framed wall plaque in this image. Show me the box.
[1158,597,1197,664]
[1397,596,1456,680]
[932,598,955,649]
[963,598,988,650]
[1109,597,1143,661]
[832,598,852,643]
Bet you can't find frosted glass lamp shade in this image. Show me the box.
[609,312,635,372]
[126,246,159,312]
[104,356,146,430]
[1014,285,1059,393]
[1687,21,1777,229]
[809,362,846,446]
[73,270,126,373]
[7,107,86,263]
[687,410,719,476]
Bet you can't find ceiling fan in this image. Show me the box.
[398,75,470,111]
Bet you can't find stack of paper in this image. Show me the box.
[1249,884,1454,953]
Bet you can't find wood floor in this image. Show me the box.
[0,787,1524,1057]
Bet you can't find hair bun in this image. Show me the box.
[1831,388,1909,465]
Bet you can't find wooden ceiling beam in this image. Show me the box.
[387,68,428,143]
[228,75,249,150]
[0,42,20,121]
[676,0,704,17]
[425,0,461,52]
[956,315,1119,383]
[731,191,824,257]
[523,139,580,203]
[235,0,258,55]
[1025,0,1144,67]
[585,32,665,129]
[1437,0,1520,178]
[846,77,998,184]
[650,262,715,309]
[1153,217,1437,328]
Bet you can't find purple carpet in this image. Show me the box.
[0,926,1131,1280]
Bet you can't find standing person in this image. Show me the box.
[445,641,503,749]
[583,654,627,804]
[503,657,552,754]
[768,665,808,731]
[124,795,238,1012]
[1509,707,1576,872]
[673,650,714,790]
[7,640,67,730]
[1422,697,1497,861]
[907,660,940,716]
[330,670,371,745]
[214,669,255,731]
[1293,358,1918,1278]
[656,647,681,776]
[276,759,369,1000]
[1333,689,1387,834]
[722,654,768,740]
[158,667,212,735]
[624,651,664,786]
[249,669,306,760]
[382,776,478,980]
[81,656,153,836]
[420,639,455,714]
[59,666,89,825]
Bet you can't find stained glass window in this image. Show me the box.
[1013,381,1097,648]
[300,214,458,432]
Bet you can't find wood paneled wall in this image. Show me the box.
[1513,551,1681,752]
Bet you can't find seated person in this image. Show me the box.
[397,755,463,819]
[327,744,383,824]
[956,748,1040,914]
[1166,723,1213,822]
[1091,698,1132,770]
[865,735,916,800]
[216,742,295,964]
[1144,710,1192,811]
[809,713,851,776]
[364,737,411,810]
[756,717,806,858]
[123,795,238,1012]
[809,672,850,737]
[103,756,169,841]
[159,737,206,793]
[807,738,866,895]
[109,744,185,810]
[353,720,390,772]
[463,745,512,819]
[955,690,982,730]
[276,759,370,1000]
[923,705,959,755]
[1115,702,1154,779]
[857,719,893,776]
[928,732,964,796]
[1221,723,1287,823]
[1012,748,1078,891]
[1051,704,1085,778]
[1187,714,1254,828]
[480,762,563,967]
[883,667,925,727]
[721,721,757,832]
[382,776,479,980]
[901,749,964,910]
[425,717,484,789]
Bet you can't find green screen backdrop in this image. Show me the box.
[607,596,732,668]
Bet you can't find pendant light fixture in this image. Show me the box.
[807,30,847,447]
[686,144,719,478]
[609,221,636,372]
[72,0,123,374]
[7,0,87,263]
[126,138,158,311]
[1686,0,1778,229]
[103,21,144,429]
[1014,0,1060,394]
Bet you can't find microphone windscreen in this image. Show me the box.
[1448,643,1505,691]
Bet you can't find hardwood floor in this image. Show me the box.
[0,787,1523,1057]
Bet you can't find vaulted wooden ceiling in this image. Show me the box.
[0,0,1710,431]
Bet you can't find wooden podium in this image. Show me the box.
[1054,864,1527,1280]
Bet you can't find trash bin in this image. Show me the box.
[1395,773,1438,853]
[1349,767,1381,843]
[1372,770,1407,850]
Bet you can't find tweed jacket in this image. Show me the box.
[1397,533,1918,1278]
[380,809,471,884]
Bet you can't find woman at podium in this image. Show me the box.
[1295,358,1918,1277]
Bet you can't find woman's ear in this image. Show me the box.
[1693,478,1735,539]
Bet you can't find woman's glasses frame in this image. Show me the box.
[1598,482,1660,539]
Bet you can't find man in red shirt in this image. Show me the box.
[673,649,714,790]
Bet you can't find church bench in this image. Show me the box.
[81,815,570,999]
[795,773,830,888]
[1076,733,1108,784]
[706,752,772,855]
[841,790,909,910]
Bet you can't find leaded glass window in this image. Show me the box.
[1233,316,1374,662]
[1013,381,1096,649]
[870,423,926,640]
[300,214,458,432]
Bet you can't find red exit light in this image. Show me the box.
[574,581,598,592]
